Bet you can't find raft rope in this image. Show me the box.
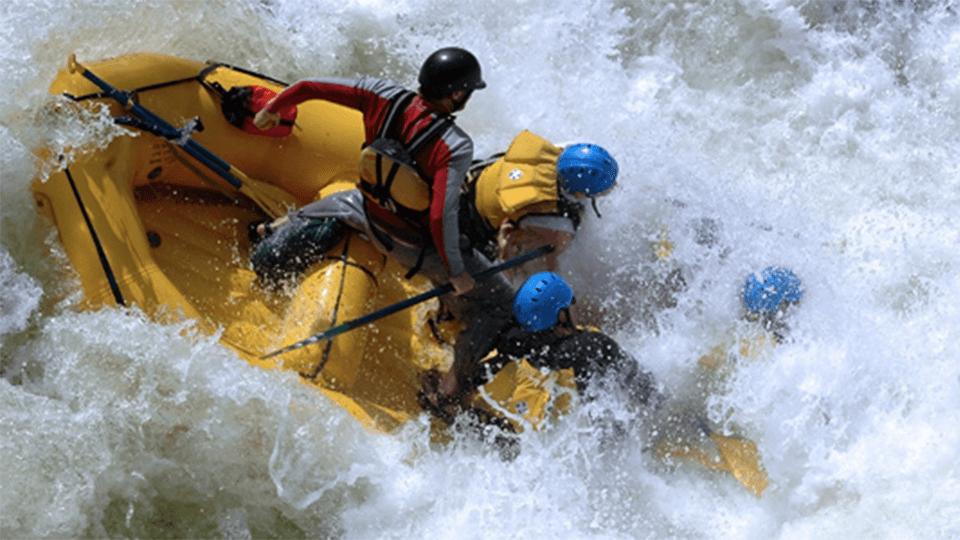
[316,252,379,285]
[64,63,294,137]
[196,62,289,87]
[63,167,126,307]
[304,234,359,381]
[65,62,290,103]
[65,74,202,102]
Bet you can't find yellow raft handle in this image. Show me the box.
[67,53,81,75]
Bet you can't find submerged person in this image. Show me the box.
[698,266,805,372]
[249,47,518,396]
[420,271,662,425]
[458,132,619,280]
[652,266,804,496]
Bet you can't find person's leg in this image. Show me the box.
[411,249,516,402]
[250,190,366,283]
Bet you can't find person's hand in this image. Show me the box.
[437,369,459,396]
[417,368,467,425]
[253,108,281,131]
[450,272,475,296]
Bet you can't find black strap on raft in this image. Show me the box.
[404,248,427,280]
[64,167,126,307]
[304,234,354,380]
[197,62,289,88]
[65,75,201,102]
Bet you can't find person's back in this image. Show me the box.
[460,133,619,279]
[253,48,486,284]
[424,272,661,420]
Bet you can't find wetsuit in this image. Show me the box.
[476,325,661,408]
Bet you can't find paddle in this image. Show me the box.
[654,417,770,496]
[710,432,770,497]
[697,418,770,497]
[66,54,291,219]
[261,244,556,359]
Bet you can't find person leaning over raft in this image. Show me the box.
[420,272,662,424]
[250,47,517,410]
[459,132,619,278]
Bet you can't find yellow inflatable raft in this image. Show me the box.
[30,53,572,437]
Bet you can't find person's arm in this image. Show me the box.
[426,126,475,291]
[254,76,396,131]
[498,218,575,270]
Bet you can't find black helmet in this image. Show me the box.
[418,47,486,100]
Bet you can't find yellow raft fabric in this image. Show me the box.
[31,52,570,436]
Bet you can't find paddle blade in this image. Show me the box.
[710,433,770,497]
[654,439,733,473]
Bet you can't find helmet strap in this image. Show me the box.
[590,197,602,218]
[557,307,576,331]
[450,90,472,112]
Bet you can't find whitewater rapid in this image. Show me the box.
[2,0,959,538]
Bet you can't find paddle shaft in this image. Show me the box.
[69,56,248,187]
[261,244,555,359]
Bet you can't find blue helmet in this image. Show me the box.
[743,267,804,313]
[557,144,618,196]
[514,272,574,332]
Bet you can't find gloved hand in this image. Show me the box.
[253,108,281,131]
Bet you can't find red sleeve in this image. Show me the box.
[243,86,296,137]
[421,127,473,277]
[267,79,361,112]
[265,77,397,142]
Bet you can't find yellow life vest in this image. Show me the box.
[698,325,776,373]
[474,359,576,432]
[359,91,452,224]
[470,324,607,432]
[473,130,564,229]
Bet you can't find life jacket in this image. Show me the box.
[471,130,566,230]
[358,91,453,248]
[471,324,619,432]
[213,83,297,137]
[698,325,777,373]
[475,358,576,433]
